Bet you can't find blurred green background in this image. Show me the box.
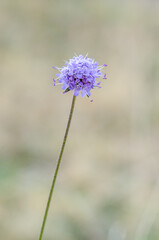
[0,0,159,239]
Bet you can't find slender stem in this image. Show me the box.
[39,95,76,240]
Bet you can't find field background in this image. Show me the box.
[0,0,159,240]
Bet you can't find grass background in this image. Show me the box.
[0,0,159,239]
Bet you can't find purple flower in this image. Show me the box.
[53,54,107,98]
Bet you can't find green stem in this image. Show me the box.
[39,95,76,240]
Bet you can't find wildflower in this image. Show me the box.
[39,55,108,240]
[53,54,107,98]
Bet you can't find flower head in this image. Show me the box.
[53,54,107,99]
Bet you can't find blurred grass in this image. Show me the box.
[0,0,159,239]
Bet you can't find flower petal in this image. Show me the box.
[81,89,86,98]
[61,83,68,90]
[74,89,79,96]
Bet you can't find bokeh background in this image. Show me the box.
[0,0,159,239]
